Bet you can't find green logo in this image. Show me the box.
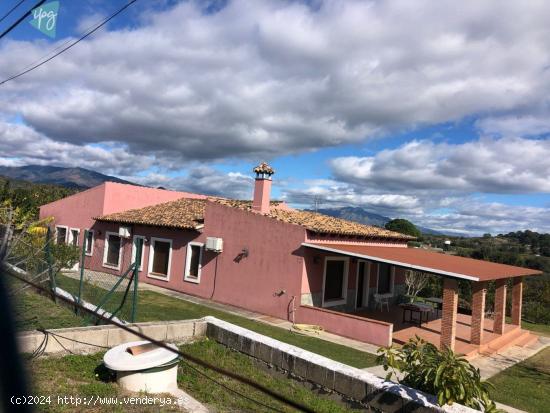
[30,1,59,38]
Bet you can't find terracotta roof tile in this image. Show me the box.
[212,198,412,240]
[96,197,412,240]
[95,198,206,229]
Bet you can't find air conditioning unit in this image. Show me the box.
[205,237,223,252]
[118,226,131,238]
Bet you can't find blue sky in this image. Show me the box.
[1,0,550,234]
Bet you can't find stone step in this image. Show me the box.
[513,332,539,348]
[491,331,533,354]
[478,327,523,356]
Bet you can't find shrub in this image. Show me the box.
[377,336,497,412]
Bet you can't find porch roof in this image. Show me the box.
[302,243,542,282]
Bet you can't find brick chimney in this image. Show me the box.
[252,162,274,214]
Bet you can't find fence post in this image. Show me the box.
[77,230,87,312]
[45,227,56,303]
[131,238,142,323]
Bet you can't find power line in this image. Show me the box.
[0,0,26,25]
[0,0,46,40]
[0,0,139,86]
[5,269,316,413]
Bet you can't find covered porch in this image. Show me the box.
[300,242,542,355]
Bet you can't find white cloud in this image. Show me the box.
[130,167,254,199]
[1,0,550,168]
[330,137,550,193]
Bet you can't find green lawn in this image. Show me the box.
[10,278,87,331]
[29,352,179,412]
[517,319,550,337]
[488,346,550,413]
[178,339,362,412]
[28,339,360,413]
[54,274,379,368]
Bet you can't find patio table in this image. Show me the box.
[425,297,443,316]
[400,303,434,326]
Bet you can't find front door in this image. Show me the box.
[356,260,370,308]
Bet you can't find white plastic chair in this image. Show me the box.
[374,293,390,312]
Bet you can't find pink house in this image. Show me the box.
[40,163,542,354]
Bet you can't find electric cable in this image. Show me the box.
[5,269,316,413]
[0,0,139,86]
[0,0,26,25]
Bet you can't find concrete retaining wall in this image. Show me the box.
[18,319,206,355]
[19,316,475,413]
[204,316,475,413]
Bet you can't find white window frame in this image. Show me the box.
[55,225,68,244]
[131,235,146,271]
[102,231,123,270]
[69,228,80,246]
[321,256,349,308]
[184,242,204,284]
[147,237,172,281]
[376,263,395,295]
[355,260,371,309]
[84,229,94,256]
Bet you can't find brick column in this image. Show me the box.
[511,277,523,326]
[440,278,458,350]
[470,281,486,345]
[494,279,507,334]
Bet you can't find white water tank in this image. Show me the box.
[103,340,179,393]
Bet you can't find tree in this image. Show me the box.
[377,336,497,412]
[385,218,421,238]
[404,270,430,299]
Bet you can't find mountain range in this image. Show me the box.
[310,207,444,235]
[1,165,444,235]
[0,165,133,189]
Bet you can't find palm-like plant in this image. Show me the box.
[377,336,497,412]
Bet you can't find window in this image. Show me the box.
[131,235,146,271]
[55,226,67,244]
[147,238,172,280]
[103,232,122,269]
[184,242,204,283]
[377,263,394,294]
[69,228,80,246]
[322,257,349,307]
[84,230,94,256]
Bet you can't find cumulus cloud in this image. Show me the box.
[330,137,550,193]
[130,167,254,200]
[2,0,550,168]
[0,121,153,175]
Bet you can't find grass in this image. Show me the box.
[488,346,550,413]
[29,352,179,412]
[54,273,379,368]
[9,278,87,331]
[514,318,550,337]
[28,339,360,413]
[178,338,362,412]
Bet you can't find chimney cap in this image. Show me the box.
[253,162,275,177]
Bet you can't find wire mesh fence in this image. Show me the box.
[1,210,141,325]
[56,229,142,323]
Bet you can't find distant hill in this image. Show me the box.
[0,165,134,189]
[308,206,444,235]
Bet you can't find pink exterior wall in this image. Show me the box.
[86,201,307,320]
[39,182,203,246]
[296,305,393,347]
[102,182,205,215]
[39,184,106,232]
[198,202,306,319]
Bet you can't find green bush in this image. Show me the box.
[377,336,497,412]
